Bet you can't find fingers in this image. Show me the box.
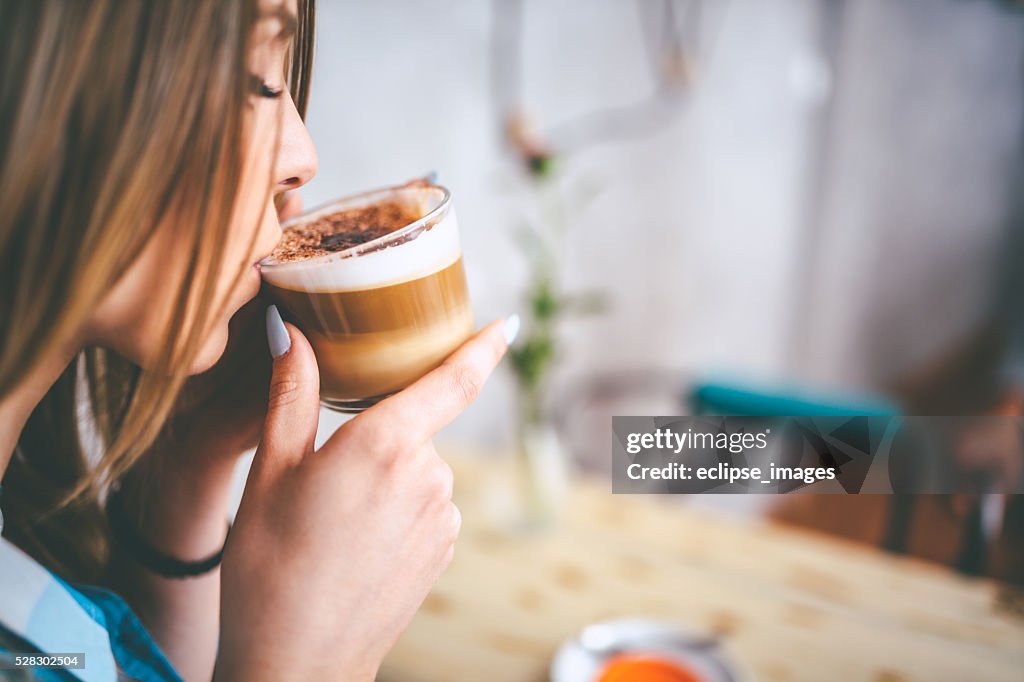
[251,306,321,482]
[424,447,461,567]
[438,501,461,573]
[353,316,515,449]
[411,441,456,504]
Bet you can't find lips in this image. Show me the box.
[252,250,275,272]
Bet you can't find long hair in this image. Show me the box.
[0,0,316,582]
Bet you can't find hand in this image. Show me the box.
[216,313,514,681]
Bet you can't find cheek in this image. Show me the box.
[89,225,192,368]
[91,135,279,373]
[90,213,259,374]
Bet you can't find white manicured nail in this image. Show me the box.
[502,313,521,346]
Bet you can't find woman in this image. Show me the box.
[0,1,517,680]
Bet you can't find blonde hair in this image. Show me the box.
[0,0,315,582]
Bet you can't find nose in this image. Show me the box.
[275,91,318,191]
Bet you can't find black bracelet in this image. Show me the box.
[106,486,230,579]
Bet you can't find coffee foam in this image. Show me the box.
[261,196,461,294]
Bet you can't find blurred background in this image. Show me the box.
[303,0,1024,512]
[275,1,1024,677]
[305,0,1023,438]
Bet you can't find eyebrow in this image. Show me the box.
[261,6,298,40]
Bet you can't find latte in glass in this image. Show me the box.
[260,180,473,412]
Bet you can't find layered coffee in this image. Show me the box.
[261,183,473,411]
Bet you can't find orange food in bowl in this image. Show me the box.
[596,654,703,682]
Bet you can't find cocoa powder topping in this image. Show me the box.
[271,200,423,262]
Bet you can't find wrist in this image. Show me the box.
[115,454,237,560]
[107,485,229,578]
[213,647,379,682]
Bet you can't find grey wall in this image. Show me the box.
[803,0,1024,391]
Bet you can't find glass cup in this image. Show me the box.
[260,180,473,412]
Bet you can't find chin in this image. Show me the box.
[187,323,231,375]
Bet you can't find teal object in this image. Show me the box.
[689,382,900,417]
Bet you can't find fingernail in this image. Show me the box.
[266,305,291,359]
[502,313,521,346]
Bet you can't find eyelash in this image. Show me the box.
[248,73,283,99]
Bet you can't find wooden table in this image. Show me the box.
[378,447,1024,682]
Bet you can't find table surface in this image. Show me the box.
[378,447,1024,682]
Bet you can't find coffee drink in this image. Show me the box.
[260,181,473,412]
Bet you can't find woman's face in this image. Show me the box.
[88,0,316,373]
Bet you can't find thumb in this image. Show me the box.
[252,304,321,481]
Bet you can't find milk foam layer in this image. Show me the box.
[261,191,461,293]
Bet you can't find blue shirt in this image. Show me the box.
[0,537,183,682]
